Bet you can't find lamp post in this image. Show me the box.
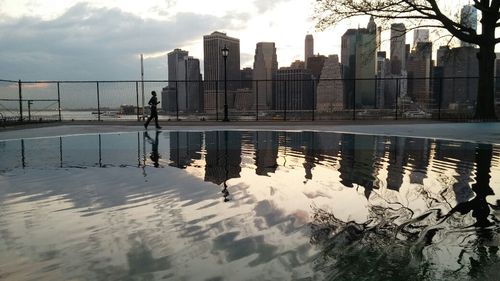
[221,45,229,122]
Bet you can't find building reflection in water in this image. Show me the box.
[204,131,242,201]
[1,130,498,280]
[254,131,278,176]
[0,130,498,207]
[169,132,202,169]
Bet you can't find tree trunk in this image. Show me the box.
[474,16,497,120]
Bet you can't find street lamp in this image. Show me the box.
[221,45,229,122]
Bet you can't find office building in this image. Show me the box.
[316,55,344,111]
[203,31,241,112]
[305,34,314,68]
[240,67,253,89]
[460,5,477,47]
[273,67,314,111]
[406,42,433,108]
[307,55,326,81]
[437,46,479,109]
[413,29,430,49]
[390,23,407,75]
[340,16,378,109]
[253,42,278,111]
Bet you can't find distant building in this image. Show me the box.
[355,16,378,108]
[437,46,479,109]
[340,16,378,109]
[290,60,305,69]
[273,67,314,111]
[253,42,278,111]
[390,23,407,75]
[305,34,314,68]
[413,29,430,49]
[341,28,357,109]
[316,55,344,111]
[460,5,477,47]
[177,56,203,113]
[165,49,203,113]
[164,48,189,112]
[406,42,433,108]
[203,31,241,112]
[376,51,390,108]
[240,67,253,90]
[307,55,326,81]
[233,88,253,111]
[168,49,189,85]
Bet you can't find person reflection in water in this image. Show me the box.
[145,131,160,168]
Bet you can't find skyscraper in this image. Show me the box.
[168,48,189,84]
[355,16,378,107]
[460,5,477,47]
[177,56,203,112]
[341,29,358,109]
[437,46,479,109]
[306,55,326,81]
[413,29,430,49]
[316,55,344,111]
[203,31,240,112]
[253,42,278,111]
[273,67,314,111]
[305,34,314,68]
[341,17,378,109]
[163,49,189,112]
[165,49,203,113]
[390,23,407,75]
[406,42,433,108]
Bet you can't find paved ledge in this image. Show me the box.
[0,120,499,144]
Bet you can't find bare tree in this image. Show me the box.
[315,0,500,120]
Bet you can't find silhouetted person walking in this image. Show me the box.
[144,91,161,129]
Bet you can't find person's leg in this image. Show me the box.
[144,115,152,128]
[155,115,161,128]
[153,110,161,128]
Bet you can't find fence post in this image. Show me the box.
[256,80,259,121]
[57,82,62,121]
[352,79,356,121]
[311,79,315,121]
[96,81,101,121]
[18,80,23,122]
[175,81,179,121]
[27,100,32,121]
[135,81,140,121]
[216,80,219,121]
[284,80,287,121]
[395,78,399,120]
[438,77,443,120]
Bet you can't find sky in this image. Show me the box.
[0,0,478,81]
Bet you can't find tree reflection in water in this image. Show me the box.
[310,144,500,281]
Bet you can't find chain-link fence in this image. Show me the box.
[1,77,498,124]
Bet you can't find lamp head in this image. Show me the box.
[221,45,229,58]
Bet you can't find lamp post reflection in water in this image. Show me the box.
[222,130,230,202]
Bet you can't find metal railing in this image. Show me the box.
[0,77,498,124]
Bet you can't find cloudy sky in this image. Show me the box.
[0,0,477,81]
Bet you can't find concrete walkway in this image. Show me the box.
[0,120,499,144]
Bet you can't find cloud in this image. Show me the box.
[253,0,292,14]
[0,3,244,80]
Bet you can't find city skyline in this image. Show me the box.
[0,0,482,81]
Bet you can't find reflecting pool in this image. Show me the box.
[0,131,499,280]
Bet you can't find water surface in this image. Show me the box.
[0,131,499,280]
